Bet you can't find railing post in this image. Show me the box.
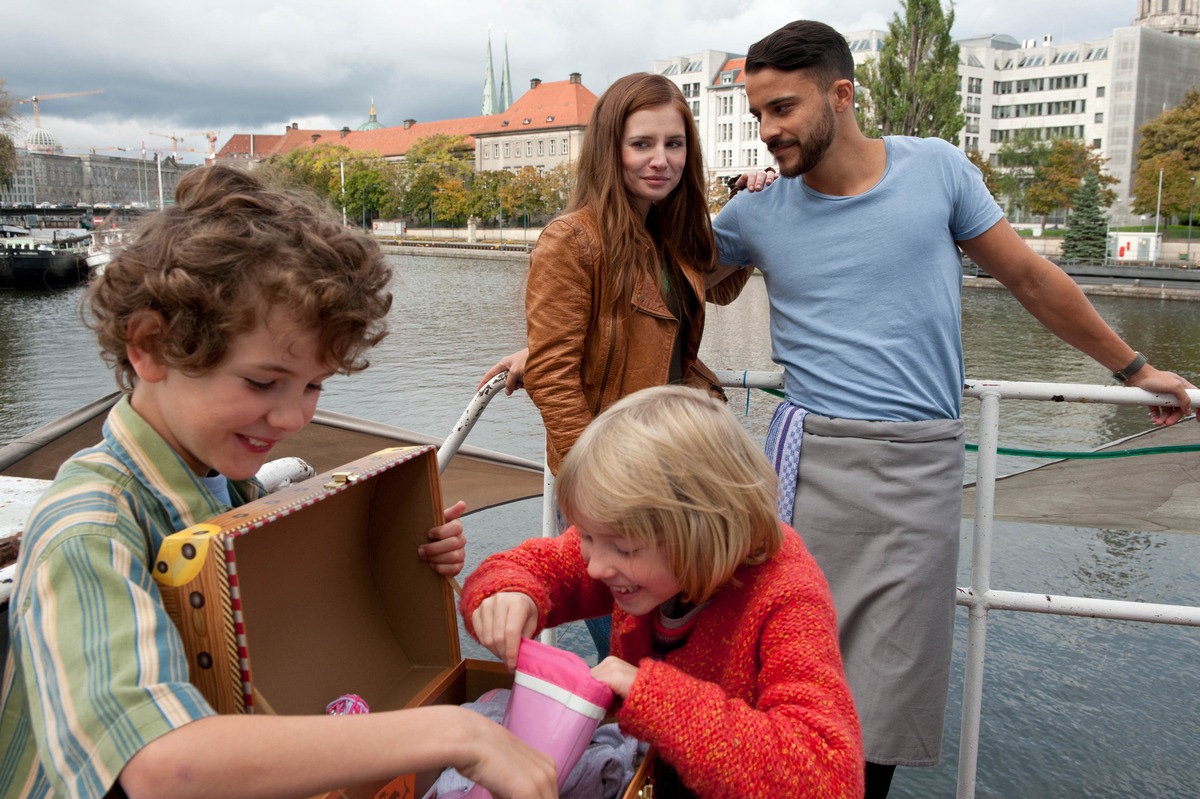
[540,464,558,646]
[957,389,1001,799]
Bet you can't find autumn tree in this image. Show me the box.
[1025,139,1117,226]
[542,162,575,216]
[467,169,511,225]
[259,143,399,225]
[1061,170,1109,263]
[0,79,18,189]
[399,134,473,221]
[993,136,1051,218]
[432,175,469,228]
[1132,87,1200,221]
[966,150,999,200]
[1132,150,1196,222]
[855,0,964,141]
[501,166,550,223]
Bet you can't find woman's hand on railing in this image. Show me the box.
[478,348,529,395]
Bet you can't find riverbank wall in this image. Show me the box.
[381,240,1200,301]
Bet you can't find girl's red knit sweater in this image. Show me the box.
[461,525,865,799]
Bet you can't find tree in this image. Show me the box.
[398,134,473,222]
[1133,87,1200,221]
[259,143,399,222]
[966,150,999,200]
[990,136,1115,225]
[501,166,549,223]
[1061,170,1109,263]
[1025,139,1116,226]
[855,0,964,141]
[467,170,511,224]
[1132,150,1195,221]
[542,162,575,216]
[993,135,1052,218]
[0,79,17,190]
[432,176,468,227]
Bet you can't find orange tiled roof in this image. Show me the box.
[470,78,597,137]
[713,57,746,87]
[214,76,598,162]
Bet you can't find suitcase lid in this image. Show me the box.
[154,446,461,715]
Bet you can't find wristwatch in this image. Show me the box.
[1113,352,1148,383]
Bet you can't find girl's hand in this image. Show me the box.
[471,591,538,670]
[590,656,639,698]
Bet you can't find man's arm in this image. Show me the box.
[958,219,1195,425]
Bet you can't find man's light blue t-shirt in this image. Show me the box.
[714,136,1004,422]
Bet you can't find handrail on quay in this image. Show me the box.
[467,371,1200,798]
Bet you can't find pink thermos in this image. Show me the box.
[448,637,614,797]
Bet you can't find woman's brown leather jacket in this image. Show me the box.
[525,208,751,474]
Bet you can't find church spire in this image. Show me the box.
[499,32,514,111]
[482,25,498,115]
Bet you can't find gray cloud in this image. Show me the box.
[2,0,1138,164]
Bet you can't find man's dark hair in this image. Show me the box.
[745,20,855,88]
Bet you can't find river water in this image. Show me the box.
[2,254,1199,798]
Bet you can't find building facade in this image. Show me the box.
[214,75,596,177]
[0,149,194,209]
[655,4,1199,224]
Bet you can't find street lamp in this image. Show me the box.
[1188,175,1196,266]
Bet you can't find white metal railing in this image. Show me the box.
[459,372,1200,798]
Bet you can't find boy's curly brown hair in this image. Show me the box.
[85,164,393,391]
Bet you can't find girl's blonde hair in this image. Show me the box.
[556,385,783,606]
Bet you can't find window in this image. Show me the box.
[562,139,568,156]
[493,143,500,158]
[504,142,510,157]
[691,100,700,116]
[1095,112,1104,123]
[1093,138,1102,149]
[483,145,489,159]
[526,142,532,157]
[1097,86,1106,98]
[744,148,758,166]
[537,140,544,156]
[549,139,556,155]
[968,77,983,94]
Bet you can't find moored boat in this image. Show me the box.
[0,234,90,290]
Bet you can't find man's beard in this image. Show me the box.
[770,99,836,178]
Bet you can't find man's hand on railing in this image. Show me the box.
[478,348,528,395]
[1126,365,1197,427]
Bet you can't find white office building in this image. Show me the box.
[654,2,1200,223]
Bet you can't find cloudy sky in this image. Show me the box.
[3,0,1140,165]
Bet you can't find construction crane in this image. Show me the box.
[185,131,221,160]
[150,130,220,161]
[148,132,185,161]
[17,89,105,127]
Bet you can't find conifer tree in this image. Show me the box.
[1061,170,1109,263]
[1,80,17,189]
[855,0,964,141]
